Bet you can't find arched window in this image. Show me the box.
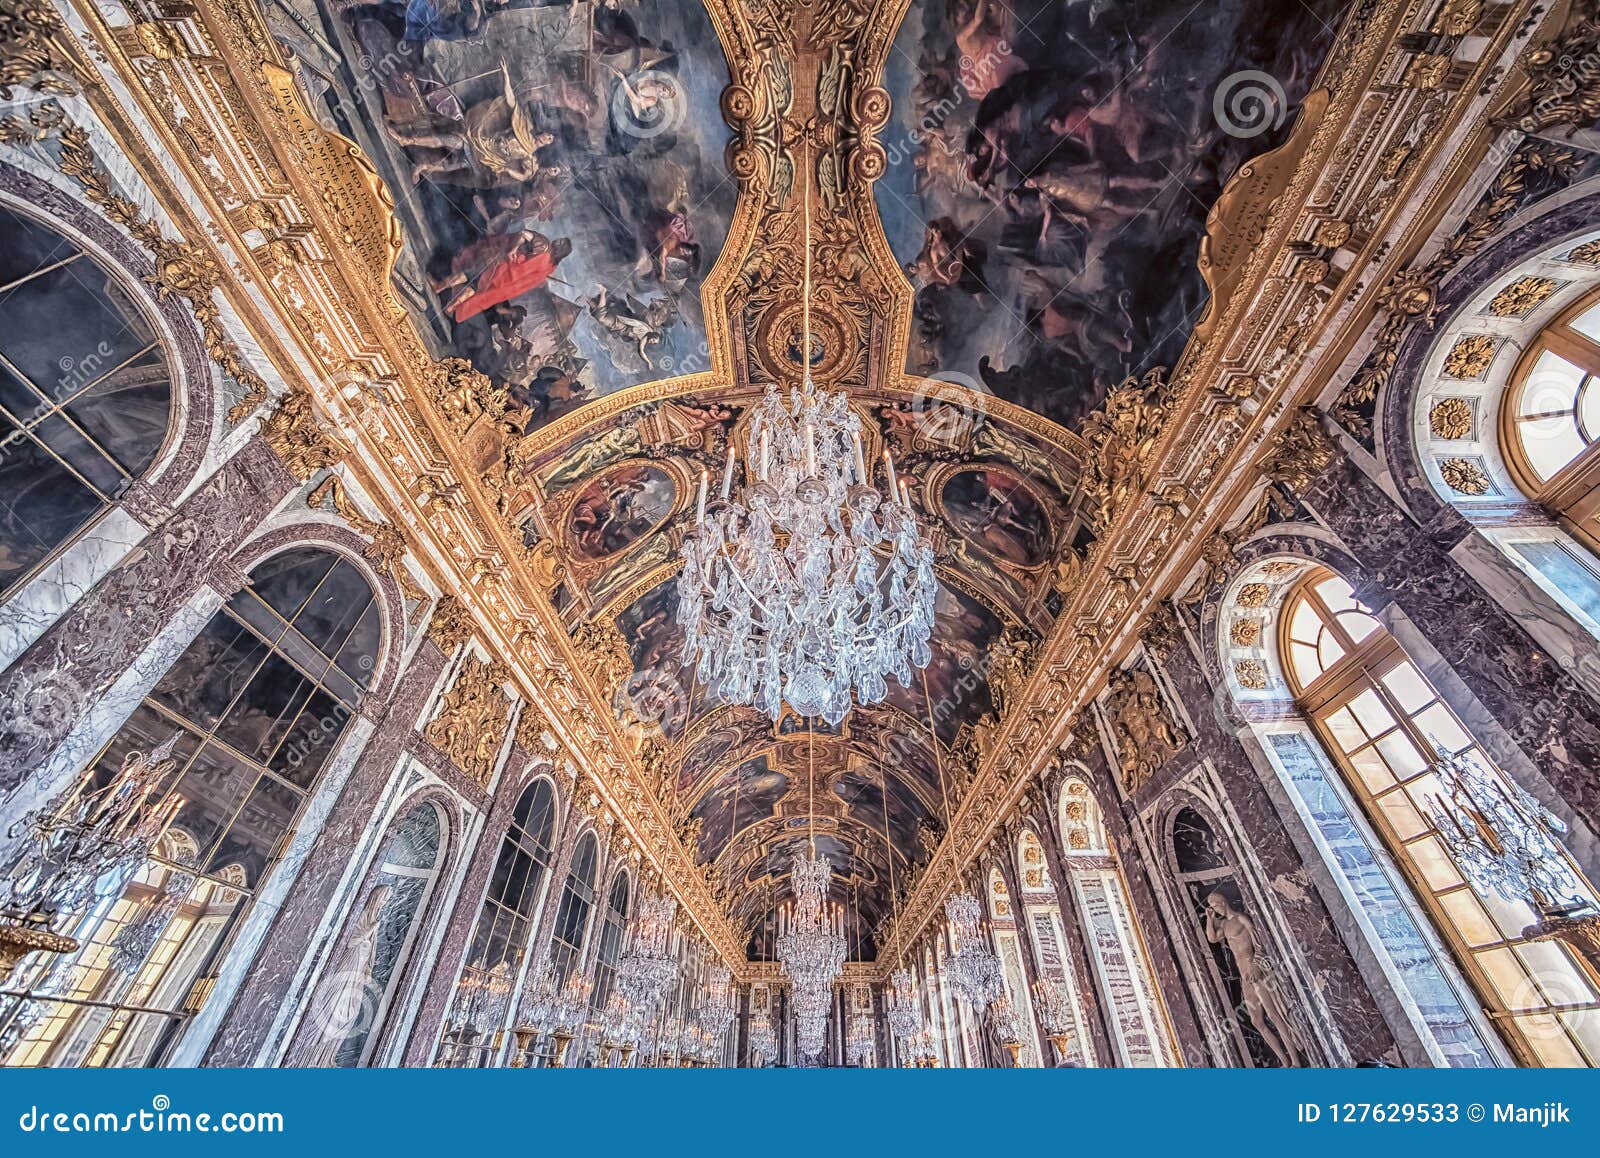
[1284,568,1600,1065]
[547,833,599,984]
[298,800,445,1067]
[589,871,630,1014]
[1058,777,1175,1067]
[1014,828,1094,1066]
[434,777,556,1067]
[986,865,1043,1067]
[0,204,173,601]
[1505,290,1600,524]
[1,548,379,1067]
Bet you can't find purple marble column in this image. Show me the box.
[399,742,551,1066]
[200,640,451,1065]
[1141,634,1399,1064]
[0,437,294,789]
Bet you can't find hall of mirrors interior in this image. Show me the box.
[2,0,1600,1069]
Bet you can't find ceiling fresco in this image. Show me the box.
[276,0,735,430]
[258,0,1351,956]
[876,0,1347,427]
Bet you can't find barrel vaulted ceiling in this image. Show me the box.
[50,0,1581,968]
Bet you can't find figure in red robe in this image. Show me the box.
[431,230,572,323]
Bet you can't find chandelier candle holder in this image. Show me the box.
[1031,978,1078,1065]
[944,892,1004,1009]
[550,972,591,1067]
[0,736,184,976]
[703,962,735,1039]
[990,994,1024,1067]
[1423,746,1600,979]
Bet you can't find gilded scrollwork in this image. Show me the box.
[423,656,513,788]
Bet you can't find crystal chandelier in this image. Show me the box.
[702,962,735,1038]
[675,149,937,726]
[777,851,847,1057]
[749,1012,778,1065]
[845,1015,874,1065]
[0,735,184,975]
[886,966,924,1041]
[617,894,678,1012]
[1423,746,1589,915]
[944,892,1004,1008]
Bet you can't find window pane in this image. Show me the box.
[1348,688,1396,737]
[1411,703,1471,753]
[1571,299,1600,343]
[0,410,103,597]
[1520,350,1584,417]
[1510,539,1600,628]
[1380,662,1434,714]
[1518,413,1587,480]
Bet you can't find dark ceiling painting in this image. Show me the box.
[614,576,710,740]
[941,467,1053,568]
[833,767,931,871]
[564,461,676,560]
[876,0,1345,427]
[883,582,1001,745]
[688,753,788,863]
[284,0,734,431]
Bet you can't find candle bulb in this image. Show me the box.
[900,479,911,508]
[759,428,770,482]
[851,429,867,483]
[721,446,735,500]
[696,470,708,525]
[883,450,898,497]
[804,421,817,477]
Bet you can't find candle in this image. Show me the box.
[900,479,911,508]
[804,421,816,477]
[852,429,867,483]
[696,470,708,525]
[883,450,898,496]
[759,428,770,482]
[721,446,735,500]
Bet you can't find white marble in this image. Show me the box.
[0,508,145,672]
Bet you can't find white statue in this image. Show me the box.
[1203,890,1306,1067]
[304,883,394,1067]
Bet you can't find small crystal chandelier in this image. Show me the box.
[701,962,736,1041]
[1423,746,1589,916]
[886,966,924,1041]
[0,735,184,975]
[777,852,847,1057]
[846,1015,874,1065]
[617,894,678,1012]
[675,148,937,726]
[944,892,1004,1008]
[749,1012,779,1065]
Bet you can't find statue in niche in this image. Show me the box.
[1105,667,1184,794]
[1203,890,1306,1068]
[304,884,394,1067]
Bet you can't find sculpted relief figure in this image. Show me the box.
[305,884,394,1067]
[1105,667,1183,793]
[1203,890,1307,1068]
